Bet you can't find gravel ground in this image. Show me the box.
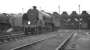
[15,30,90,50]
[0,30,90,50]
[15,31,73,50]
[0,31,58,50]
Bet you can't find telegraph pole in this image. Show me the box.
[78,4,80,14]
[78,4,81,32]
[58,5,60,14]
[58,0,60,14]
[22,8,24,14]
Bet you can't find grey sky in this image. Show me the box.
[0,0,90,14]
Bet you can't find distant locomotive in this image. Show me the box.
[0,13,11,32]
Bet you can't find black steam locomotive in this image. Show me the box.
[22,6,55,35]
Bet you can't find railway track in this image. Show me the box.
[0,32,26,44]
[12,30,75,50]
[0,31,57,44]
[11,30,90,50]
[56,32,76,50]
[0,30,82,50]
[0,31,58,50]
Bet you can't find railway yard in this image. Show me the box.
[0,2,90,50]
[0,30,90,50]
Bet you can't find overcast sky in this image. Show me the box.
[0,0,90,14]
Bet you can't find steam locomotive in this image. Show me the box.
[22,6,56,35]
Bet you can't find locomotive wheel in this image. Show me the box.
[24,27,32,35]
[34,26,42,34]
[24,27,29,35]
[29,27,35,35]
[37,26,42,34]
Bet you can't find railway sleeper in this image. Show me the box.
[0,35,26,44]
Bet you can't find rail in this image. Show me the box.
[56,32,74,50]
[0,32,25,44]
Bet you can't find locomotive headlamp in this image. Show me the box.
[28,21,31,25]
